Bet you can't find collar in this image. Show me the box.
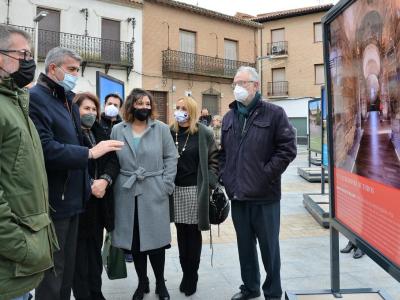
[101,112,122,124]
[37,73,74,100]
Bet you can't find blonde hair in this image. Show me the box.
[171,96,199,134]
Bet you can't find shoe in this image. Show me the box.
[184,273,198,296]
[231,286,261,300]
[340,241,355,253]
[353,248,365,259]
[132,278,150,300]
[179,274,188,293]
[91,291,106,300]
[125,253,134,263]
[155,280,170,300]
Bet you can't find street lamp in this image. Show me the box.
[33,10,48,66]
[209,32,218,58]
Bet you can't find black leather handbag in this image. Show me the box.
[209,183,230,225]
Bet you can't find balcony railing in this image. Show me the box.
[267,41,288,56]
[267,81,288,97]
[162,49,255,79]
[4,24,133,75]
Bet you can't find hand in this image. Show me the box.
[90,140,124,159]
[91,179,108,198]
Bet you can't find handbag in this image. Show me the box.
[102,232,127,280]
[209,183,230,225]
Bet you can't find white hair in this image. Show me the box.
[236,66,260,83]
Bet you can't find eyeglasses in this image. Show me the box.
[0,49,33,60]
[231,80,254,90]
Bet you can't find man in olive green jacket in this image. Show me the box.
[0,25,58,300]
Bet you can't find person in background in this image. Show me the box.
[72,92,121,300]
[220,66,297,300]
[29,47,123,300]
[198,107,212,126]
[0,24,58,300]
[170,96,219,297]
[100,93,123,136]
[110,88,177,300]
[340,241,365,259]
[211,114,222,150]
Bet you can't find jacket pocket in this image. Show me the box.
[12,131,27,176]
[14,213,53,277]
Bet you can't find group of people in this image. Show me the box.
[0,24,297,300]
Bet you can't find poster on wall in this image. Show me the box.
[96,71,125,108]
[321,86,328,167]
[308,99,322,154]
[325,0,400,269]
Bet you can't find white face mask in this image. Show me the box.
[234,85,249,103]
[104,105,119,118]
[174,110,189,123]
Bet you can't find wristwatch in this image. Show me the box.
[100,174,113,186]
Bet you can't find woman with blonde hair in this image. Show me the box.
[170,96,219,296]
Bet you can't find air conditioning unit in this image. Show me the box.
[271,45,282,55]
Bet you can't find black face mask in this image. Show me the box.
[0,51,36,88]
[134,108,151,121]
[10,59,36,88]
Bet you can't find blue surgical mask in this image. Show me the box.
[58,67,78,91]
[174,110,189,123]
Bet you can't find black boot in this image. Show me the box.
[340,241,355,253]
[155,280,170,300]
[179,256,188,293]
[132,277,150,300]
[185,259,199,296]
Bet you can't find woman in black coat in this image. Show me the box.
[72,92,121,300]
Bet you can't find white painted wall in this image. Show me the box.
[0,0,143,94]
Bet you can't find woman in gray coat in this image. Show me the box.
[170,96,219,297]
[110,88,177,300]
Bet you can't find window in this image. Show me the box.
[179,30,196,53]
[224,39,238,60]
[272,68,286,82]
[314,22,323,42]
[315,64,325,85]
[271,28,285,43]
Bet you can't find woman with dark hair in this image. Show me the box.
[72,92,123,300]
[110,88,178,300]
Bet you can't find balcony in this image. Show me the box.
[5,24,134,78]
[267,81,288,97]
[162,49,255,79]
[267,41,288,57]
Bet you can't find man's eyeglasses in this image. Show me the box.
[231,80,254,89]
[0,49,33,60]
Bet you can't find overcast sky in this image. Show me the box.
[179,0,339,16]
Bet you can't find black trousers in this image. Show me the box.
[72,221,104,298]
[35,215,79,300]
[231,200,282,298]
[131,198,166,285]
[175,223,202,277]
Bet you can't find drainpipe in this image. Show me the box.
[6,0,11,24]
[260,27,263,94]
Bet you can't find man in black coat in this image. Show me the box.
[29,47,122,300]
[220,66,297,300]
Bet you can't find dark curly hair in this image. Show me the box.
[122,88,158,122]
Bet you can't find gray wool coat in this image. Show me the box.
[110,119,178,251]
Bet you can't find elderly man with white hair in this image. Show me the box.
[219,66,297,300]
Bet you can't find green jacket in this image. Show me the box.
[0,78,58,300]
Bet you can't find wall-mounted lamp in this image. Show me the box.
[33,10,48,66]
[209,32,218,58]
[162,21,170,50]
[80,8,89,36]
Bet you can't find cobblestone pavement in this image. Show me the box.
[35,146,400,300]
